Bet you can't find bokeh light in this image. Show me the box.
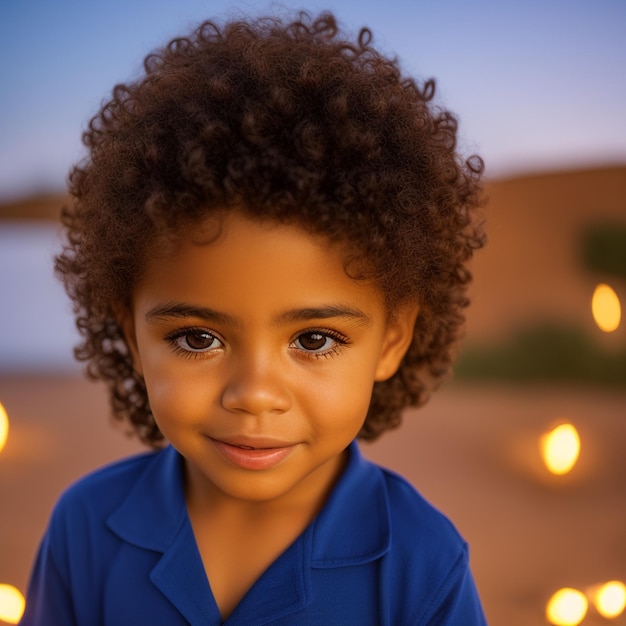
[591,283,621,333]
[593,580,626,619]
[540,424,581,475]
[0,402,8,454]
[0,584,25,624]
[546,588,588,626]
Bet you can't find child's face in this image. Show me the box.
[121,211,417,506]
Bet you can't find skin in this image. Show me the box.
[120,211,418,617]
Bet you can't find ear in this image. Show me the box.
[114,303,144,376]
[374,302,419,382]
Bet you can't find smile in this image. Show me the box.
[210,437,296,471]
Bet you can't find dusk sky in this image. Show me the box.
[1,0,625,201]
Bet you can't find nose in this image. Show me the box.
[220,351,292,416]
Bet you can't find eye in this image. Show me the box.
[167,329,222,354]
[291,330,349,358]
[295,331,332,352]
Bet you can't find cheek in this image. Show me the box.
[304,364,376,432]
[142,360,217,427]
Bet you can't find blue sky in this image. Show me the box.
[1,0,625,200]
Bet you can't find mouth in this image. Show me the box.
[217,437,295,450]
[209,437,296,470]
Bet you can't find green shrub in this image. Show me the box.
[581,223,626,279]
[454,323,626,388]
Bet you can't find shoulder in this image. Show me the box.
[27,450,168,611]
[378,465,466,558]
[319,443,467,566]
[372,463,486,624]
[60,449,163,502]
[50,449,165,530]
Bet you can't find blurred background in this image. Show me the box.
[1,1,625,624]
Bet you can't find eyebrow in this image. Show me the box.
[145,302,237,326]
[145,301,372,327]
[273,305,372,327]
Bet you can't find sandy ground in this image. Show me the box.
[1,375,625,625]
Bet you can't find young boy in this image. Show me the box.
[21,11,487,625]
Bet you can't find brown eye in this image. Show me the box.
[187,332,215,350]
[174,331,220,352]
[295,332,331,352]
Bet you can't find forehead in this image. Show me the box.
[136,212,385,316]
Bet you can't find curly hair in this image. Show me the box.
[56,11,485,447]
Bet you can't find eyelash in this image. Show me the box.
[163,327,350,360]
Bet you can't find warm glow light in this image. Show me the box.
[594,581,626,619]
[0,584,25,624]
[592,283,621,332]
[0,402,8,454]
[540,424,581,475]
[546,588,588,625]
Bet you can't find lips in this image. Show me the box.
[210,437,296,471]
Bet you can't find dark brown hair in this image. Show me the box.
[56,11,485,447]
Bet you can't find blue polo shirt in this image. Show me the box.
[21,441,487,625]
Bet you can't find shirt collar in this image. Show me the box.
[107,445,187,551]
[310,440,391,567]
